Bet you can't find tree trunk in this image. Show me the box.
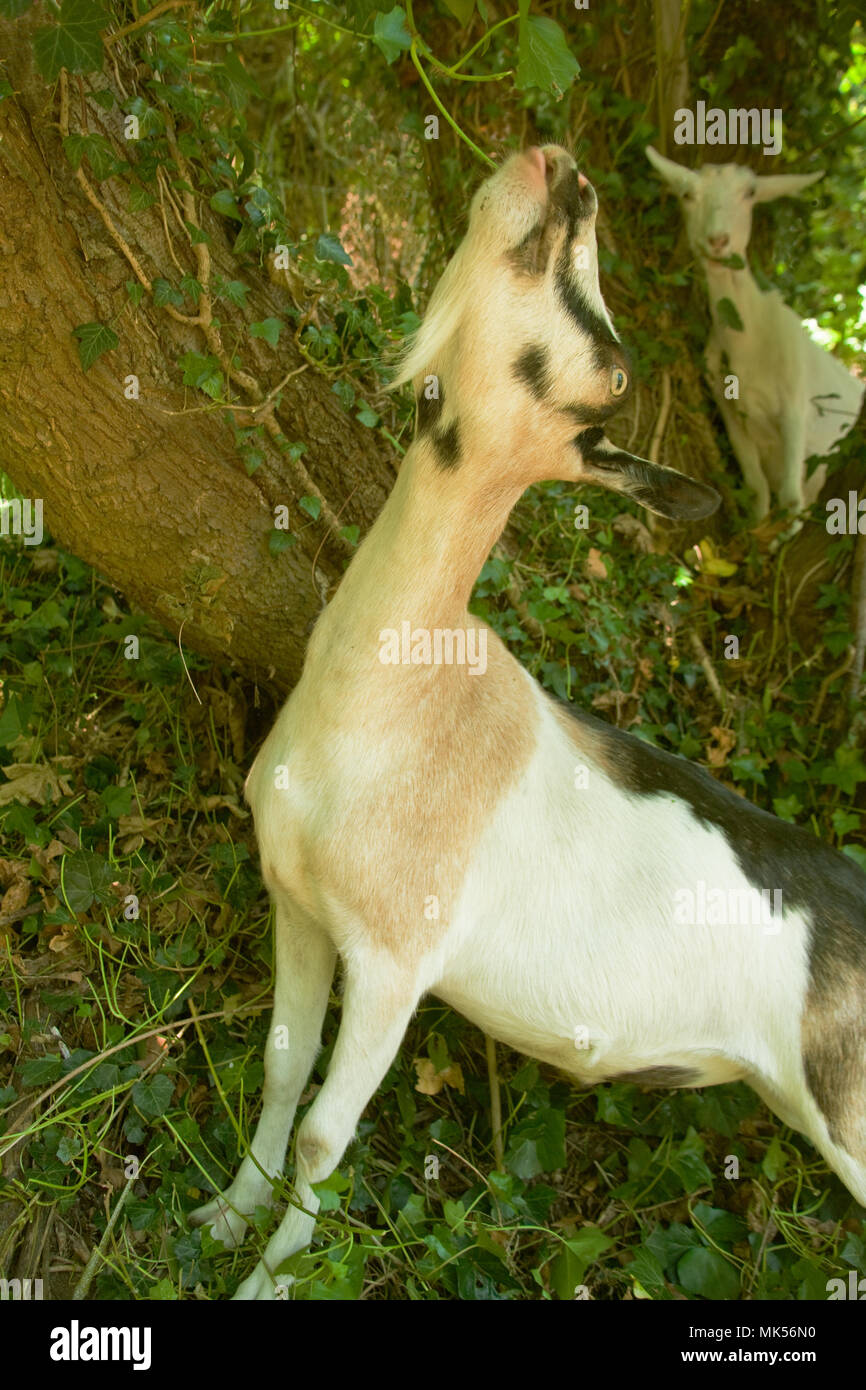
[0,17,395,690]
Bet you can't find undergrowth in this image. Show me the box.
[2,469,865,1301]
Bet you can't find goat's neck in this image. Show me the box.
[702,257,763,327]
[305,436,523,676]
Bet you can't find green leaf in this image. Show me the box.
[129,184,156,212]
[340,524,360,546]
[62,133,117,180]
[371,6,412,64]
[243,449,265,475]
[549,1227,613,1299]
[62,848,115,912]
[299,495,321,521]
[315,233,353,266]
[268,529,296,557]
[152,277,184,308]
[716,297,745,331]
[516,16,579,97]
[100,784,132,819]
[20,1055,64,1087]
[250,317,282,348]
[178,351,223,399]
[57,1134,81,1163]
[33,0,106,82]
[442,0,474,22]
[71,321,118,371]
[132,1073,175,1119]
[356,405,380,427]
[210,189,243,221]
[677,1246,740,1299]
[0,692,34,747]
[842,844,866,873]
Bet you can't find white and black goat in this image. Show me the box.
[191,147,866,1298]
[646,146,864,522]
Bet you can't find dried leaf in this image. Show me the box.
[585,547,608,580]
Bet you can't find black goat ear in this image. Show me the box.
[574,435,720,520]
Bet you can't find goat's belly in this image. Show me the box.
[431,977,743,1088]
[429,724,810,1093]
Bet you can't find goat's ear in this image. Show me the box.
[645,145,697,196]
[579,437,721,520]
[752,170,825,203]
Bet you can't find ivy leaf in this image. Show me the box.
[677,1247,740,1299]
[299,495,321,521]
[71,321,118,371]
[128,184,157,212]
[62,132,118,180]
[132,1073,175,1119]
[20,1055,64,1087]
[442,0,474,22]
[62,848,115,912]
[340,524,360,547]
[250,317,282,348]
[210,189,242,221]
[268,529,296,556]
[178,351,223,399]
[716,297,745,331]
[34,0,106,82]
[126,281,145,306]
[243,449,265,475]
[516,16,579,97]
[152,277,184,308]
[371,6,412,64]
[315,233,353,266]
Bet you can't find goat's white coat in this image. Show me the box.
[191,148,866,1298]
[645,147,864,518]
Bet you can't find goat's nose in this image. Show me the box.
[708,234,729,252]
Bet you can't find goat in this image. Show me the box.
[190,147,866,1299]
[645,146,864,524]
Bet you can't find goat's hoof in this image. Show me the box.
[232,1262,293,1301]
[189,1194,251,1249]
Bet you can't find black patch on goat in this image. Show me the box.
[513,345,551,399]
[606,1066,700,1088]
[553,695,866,1154]
[433,419,461,470]
[553,238,618,364]
[416,383,444,434]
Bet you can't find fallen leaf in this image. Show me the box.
[585,548,608,580]
[706,725,737,767]
[413,1057,465,1096]
[0,762,73,807]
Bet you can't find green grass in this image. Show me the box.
[1,478,865,1300]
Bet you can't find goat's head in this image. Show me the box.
[394,146,719,521]
[645,145,824,264]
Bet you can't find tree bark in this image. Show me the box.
[0,16,395,690]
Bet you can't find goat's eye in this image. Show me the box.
[610,366,628,397]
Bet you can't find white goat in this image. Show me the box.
[646,146,864,521]
[191,147,866,1299]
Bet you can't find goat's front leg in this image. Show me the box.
[777,407,808,515]
[189,906,335,1249]
[232,951,421,1301]
[718,402,771,521]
